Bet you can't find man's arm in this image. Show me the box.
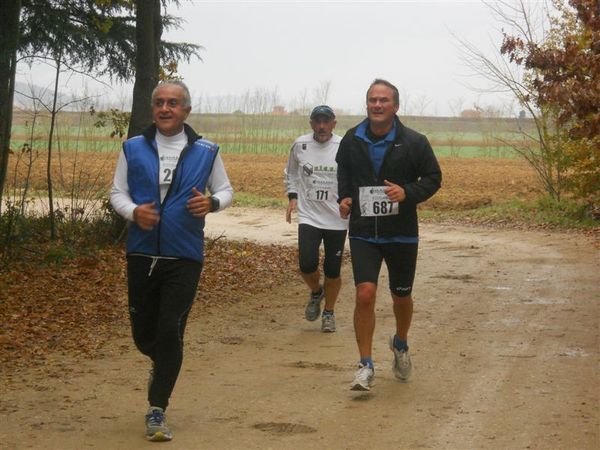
[110,150,137,221]
[190,153,234,217]
[284,143,299,223]
[402,136,442,204]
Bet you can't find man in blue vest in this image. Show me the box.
[111,80,233,441]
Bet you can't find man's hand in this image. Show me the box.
[187,187,211,218]
[339,197,353,219]
[383,180,406,203]
[133,202,160,231]
[286,198,297,224]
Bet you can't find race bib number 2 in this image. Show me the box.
[159,155,178,186]
[359,186,399,217]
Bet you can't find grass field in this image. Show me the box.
[8,109,573,226]
[10,109,536,158]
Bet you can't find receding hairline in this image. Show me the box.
[151,81,192,108]
[366,79,400,106]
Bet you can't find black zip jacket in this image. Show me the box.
[336,117,442,239]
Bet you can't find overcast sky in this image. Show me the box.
[15,0,532,117]
[163,0,523,116]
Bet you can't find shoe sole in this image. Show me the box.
[350,382,371,391]
[321,327,336,333]
[146,431,172,442]
[305,312,320,321]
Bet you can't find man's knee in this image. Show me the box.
[392,293,412,305]
[356,283,377,308]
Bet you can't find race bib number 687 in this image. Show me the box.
[359,186,399,217]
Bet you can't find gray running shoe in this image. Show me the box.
[145,406,173,442]
[305,286,324,321]
[321,312,336,332]
[389,336,412,381]
[350,363,374,391]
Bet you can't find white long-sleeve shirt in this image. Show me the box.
[284,133,348,230]
[110,128,233,222]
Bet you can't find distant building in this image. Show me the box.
[460,109,483,119]
[272,105,286,115]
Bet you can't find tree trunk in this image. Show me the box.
[47,52,62,240]
[128,0,162,138]
[0,0,22,210]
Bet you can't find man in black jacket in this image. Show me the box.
[336,79,441,391]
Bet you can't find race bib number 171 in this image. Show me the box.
[359,186,399,217]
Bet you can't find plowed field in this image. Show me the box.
[6,152,544,211]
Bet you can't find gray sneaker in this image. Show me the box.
[389,336,412,381]
[321,312,336,332]
[305,286,324,321]
[145,406,173,441]
[351,363,374,391]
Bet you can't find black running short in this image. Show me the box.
[298,223,347,278]
[349,238,418,296]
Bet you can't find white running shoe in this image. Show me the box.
[350,363,374,391]
[305,286,324,321]
[145,406,173,442]
[389,336,412,381]
[321,313,336,332]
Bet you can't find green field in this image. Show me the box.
[11,110,536,158]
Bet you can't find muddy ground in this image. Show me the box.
[1,207,598,450]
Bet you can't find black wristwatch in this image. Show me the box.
[210,196,220,212]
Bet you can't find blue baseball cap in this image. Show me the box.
[310,105,335,120]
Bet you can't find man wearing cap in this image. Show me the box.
[284,105,348,332]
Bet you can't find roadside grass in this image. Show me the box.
[422,197,598,229]
[230,192,598,230]
[232,193,286,208]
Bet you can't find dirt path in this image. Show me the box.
[1,208,598,450]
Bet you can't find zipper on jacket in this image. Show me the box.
[358,137,382,239]
[148,141,163,254]
[150,139,191,256]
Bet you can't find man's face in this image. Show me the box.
[152,85,191,136]
[310,116,336,143]
[366,84,399,129]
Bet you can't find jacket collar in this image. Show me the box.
[142,123,201,146]
[354,115,405,142]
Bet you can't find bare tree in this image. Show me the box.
[454,0,566,200]
[448,97,465,117]
[295,87,309,115]
[398,88,412,116]
[312,80,332,105]
[413,93,432,117]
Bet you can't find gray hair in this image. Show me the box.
[151,80,192,108]
[366,79,400,107]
